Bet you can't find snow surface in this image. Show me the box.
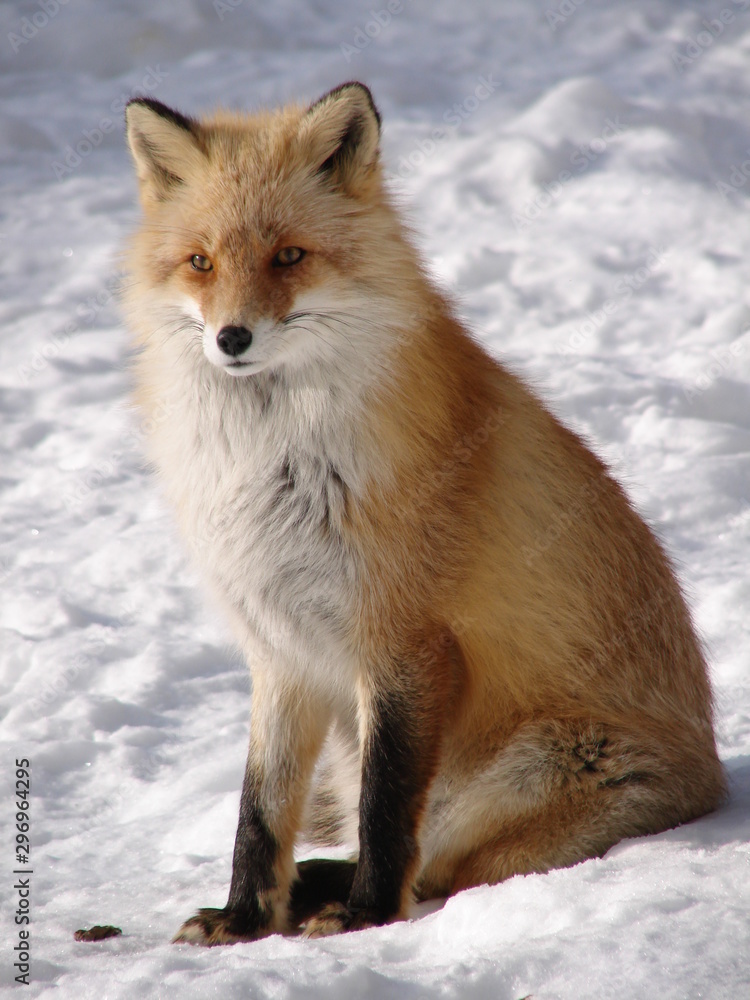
[1,1,749,997]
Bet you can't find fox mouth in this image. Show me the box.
[219,357,268,376]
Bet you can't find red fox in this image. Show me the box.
[123,82,725,945]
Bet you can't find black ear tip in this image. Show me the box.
[343,82,381,128]
[126,96,195,134]
[314,81,382,130]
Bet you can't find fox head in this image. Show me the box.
[124,83,424,385]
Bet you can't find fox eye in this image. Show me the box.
[272,247,306,267]
[190,254,213,271]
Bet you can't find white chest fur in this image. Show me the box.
[145,361,366,697]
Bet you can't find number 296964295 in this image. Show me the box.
[15,759,31,865]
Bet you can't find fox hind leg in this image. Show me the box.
[417,718,725,899]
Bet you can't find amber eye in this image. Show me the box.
[272,247,306,267]
[190,254,213,271]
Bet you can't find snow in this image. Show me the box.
[1,0,749,996]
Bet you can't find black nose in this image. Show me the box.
[216,325,253,357]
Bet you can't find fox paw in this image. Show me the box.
[172,907,264,946]
[301,902,379,938]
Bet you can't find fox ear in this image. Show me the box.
[125,98,204,206]
[300,82,381,191]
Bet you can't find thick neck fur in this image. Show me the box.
[129,295,411,510]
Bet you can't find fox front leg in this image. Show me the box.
[303,648,455,936]
[173,673,329,946]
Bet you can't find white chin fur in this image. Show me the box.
[214,358,269,377]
